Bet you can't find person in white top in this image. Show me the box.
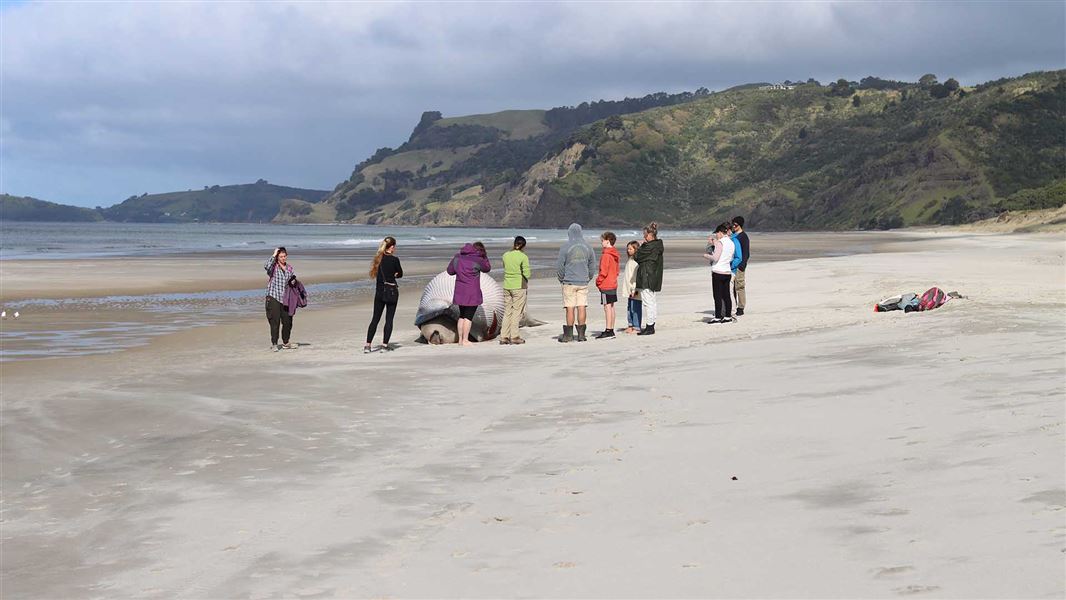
[619,240,641,334]
[703,222,736,323]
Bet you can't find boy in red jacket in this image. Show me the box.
[595,231,620,339]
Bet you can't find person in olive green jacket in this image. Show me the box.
[500,236,532,344]
[633,221,664,335]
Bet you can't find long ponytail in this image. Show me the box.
[369,236,396,277]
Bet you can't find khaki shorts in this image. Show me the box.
[561,284,589,308]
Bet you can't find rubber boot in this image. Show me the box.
[559,325,573,343]
[576,324,588,342]
[637,323,656,336]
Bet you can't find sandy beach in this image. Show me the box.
[2,231,1064,598]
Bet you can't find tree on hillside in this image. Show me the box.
[852,94,862,107]
[827,78,854,97]
[919,73,938,87]
[605,115,624,131]
[944,78,960,91]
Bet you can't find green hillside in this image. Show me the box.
[102,180,330,223]
[326,72,1065,229]
[0,194,103,222]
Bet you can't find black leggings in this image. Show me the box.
[366,297,397,344]
[712,272,733,319]
[265,297,293,345]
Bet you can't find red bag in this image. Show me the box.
[918,287,948,311]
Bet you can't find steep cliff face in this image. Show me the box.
[326,71,1065,229]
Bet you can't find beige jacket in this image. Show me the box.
[619,258,640,299]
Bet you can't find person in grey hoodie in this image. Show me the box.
[556,222,597,343]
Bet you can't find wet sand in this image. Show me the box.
[2,231,1063,597]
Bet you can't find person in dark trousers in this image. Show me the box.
[633,222,664,335]
[731,216,750,315]
[264,246,295,351]
[704,223,736,323]
[365,236,403,353]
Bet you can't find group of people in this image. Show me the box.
[263,217,750,351]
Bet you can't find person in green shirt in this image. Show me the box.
[500,236,532,345]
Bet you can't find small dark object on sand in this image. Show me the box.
[731,476,738,481]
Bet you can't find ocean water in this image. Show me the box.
[0,221,690,260]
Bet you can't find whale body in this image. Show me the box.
[414,271,543,344]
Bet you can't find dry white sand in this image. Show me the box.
[2,232,1064,598]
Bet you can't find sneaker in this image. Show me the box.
[736,308,744,316]
[283,342,295,350]
[594,329,615,339]
[721,316,736,323]
[363,345,372,354]
[271,345,279,352]
[708,318,722,324]
[380,343,394,352]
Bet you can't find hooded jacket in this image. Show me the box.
[284,277,308,317]
[556,223,596,285]
[634,238,664,291]
[447,243,491,306]
[595,246,620,291]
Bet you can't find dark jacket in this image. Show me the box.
[735,231,750,271]
[634,238,664,291]
[375,254,404,298]
[284,276,307,317]
[448,243,491,306]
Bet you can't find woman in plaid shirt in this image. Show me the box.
[265,246,295,351]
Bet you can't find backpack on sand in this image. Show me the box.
[918,287,949,311]
[875,292,917,312]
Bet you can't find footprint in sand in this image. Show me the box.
[872,565,914,578]
[893,585,940,595]
[553,561,577,569]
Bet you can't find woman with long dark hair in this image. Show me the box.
[364,236,403,353]
[265,246,295,351]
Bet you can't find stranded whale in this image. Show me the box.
[414,271,544,344]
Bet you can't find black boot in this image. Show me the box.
[576,324,588,342]
[559,325,573,343]
[637,323,656,336]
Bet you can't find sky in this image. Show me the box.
[2,1,1064,207]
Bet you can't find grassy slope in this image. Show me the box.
[0,194,103,222]
[103,182,330,223]
[540,71,1064,228]
[434,110,549,139]
[328,71,1064,229]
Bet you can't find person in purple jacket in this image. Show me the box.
[447,241,491,347]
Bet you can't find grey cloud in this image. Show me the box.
[1,1,1062,206]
